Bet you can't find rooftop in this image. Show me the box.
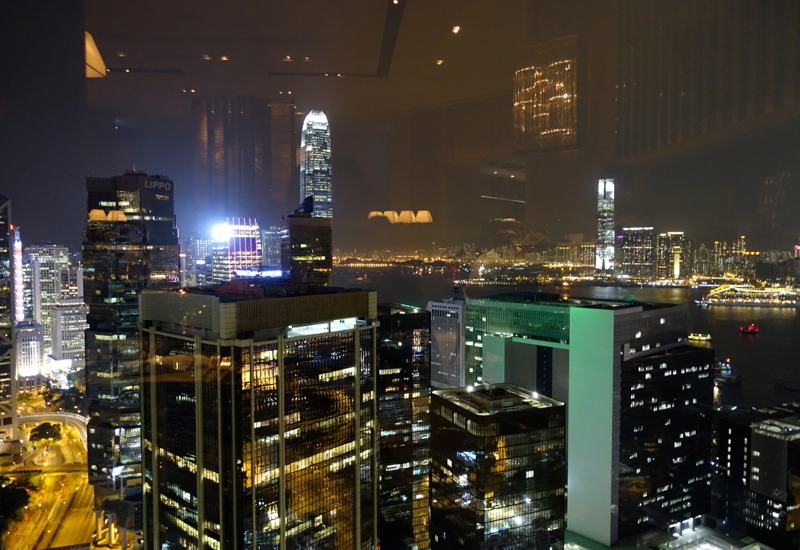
[469,292,677,311]
[176,279,367,303]
[434,383,563,416]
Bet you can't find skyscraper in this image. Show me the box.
[430,384,566,550]
[25,242,70,352]
[83,171,180,524]
[377,303,431,550]
[595,179,615,274]
[209,218,262,284]
[0,195,13,410]
[300,110,333,219]
[261,225,281,267]
[463,293,714,545]
[140,282,379,549]
[51,268,89,369]
[427,285,466,389]
[280,198,333,286]
[15,319,43,391]
[656,232,690,280]
[620,227,655,280]
[191,96,297,228]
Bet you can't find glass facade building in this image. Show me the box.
[25,243,70,352]
[300,111,333,219]
[0,194,13,409]
[280,211,333,286]
[596,179,615,273]
[656,232,691,280]
[140,284,378,549]
[377,303,431,550]
[427,288,466,390]
[463,293,714,545]
[430,385,566,550]
[620,227,655,280]
[209,218,262,284]
[83,171,180,518]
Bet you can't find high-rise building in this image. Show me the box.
[0,195,13,417]
[139,282,379,549]
[15,319,43,391]
[595,179,615,274]
[430,384,566,550]
[191,96,297,228]
[620,227,655,280]
[184,234,215,287]
[25,243,70,352]
[656,232,690,280]
[427,285,466,389]
[377,303,431,550]
[300,111,333,219]
[261,225,281,267]
[209,218,262,284]
[463,293,714,545]
[51,268,89,369]
[280,198,333,286]
[83,171,180,524]
[713,404,800,548]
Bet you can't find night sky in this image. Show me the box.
[2,1,799,252]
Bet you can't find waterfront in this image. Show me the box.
[334,267,799,409]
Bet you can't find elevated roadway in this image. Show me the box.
[18,413,89,448]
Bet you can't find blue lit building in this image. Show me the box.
[300,111,332,219]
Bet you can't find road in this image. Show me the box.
[4,425,94,550]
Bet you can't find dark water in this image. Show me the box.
[334,267,800,409]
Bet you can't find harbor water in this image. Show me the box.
[334,267,799,409]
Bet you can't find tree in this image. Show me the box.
[0,484,30,544]
[29,422,61,444]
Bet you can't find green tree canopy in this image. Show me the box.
[29,422,61,443]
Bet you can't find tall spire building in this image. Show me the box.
[595,179,615,275]
[300,111,333,219]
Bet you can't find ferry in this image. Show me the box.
[740,324,759,334]
[702,284,798,307]
[714,359,741,387]
[688,333,712,342]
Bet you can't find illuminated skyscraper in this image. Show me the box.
[0,197,15,435]
[595,179,615,274]
[25,242,70,352]
[427,285,466,389]
[377,303,431,550]
[430,385,566,550]
[51,268,89,368]
[261,225,281,267]
[656,232,690,280]
[140,282,379,549]
[300,110,333,219]
[209,218,262,284]
[15,320,43,391]
[83,171,180,527]
[281,198,333,286]
[620,227,655,280]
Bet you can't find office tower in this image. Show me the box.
[463,293,714,545]
[15,320,44,391]
[300,110,333,219]
[430,384,566,550]
[191,96,296,228]
[184,234,215,287]
[139,282,379,549]
[209,218,262,284]
[426,285,466,389]
[595,179,615,274]
[83,171,180,524]
[51,268,89,368]
[620,227,656,280]
[377,303,431,550]
[280,198,333,286]
[714,405,800,548]
[0,196,12,415]
[656,232,690,280]
[261,225,281,267]
[25,243,70,352]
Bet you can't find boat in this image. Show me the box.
[740,323,759,334]
[694,300,710,307]
[714,358,742,386]
[688,333,712,342]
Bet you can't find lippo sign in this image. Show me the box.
[144,180,172,191]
